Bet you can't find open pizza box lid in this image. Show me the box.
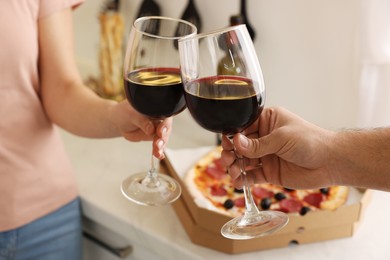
[161,146,371,253]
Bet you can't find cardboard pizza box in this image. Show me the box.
[170,185,359,254]
[161,147,371,253]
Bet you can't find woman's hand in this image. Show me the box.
[108,100,172,159]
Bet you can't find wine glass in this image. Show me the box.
[120,16,197,206]
[178,25,289,239]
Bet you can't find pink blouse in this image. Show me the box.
[0,0,84,231]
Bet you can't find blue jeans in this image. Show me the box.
[0,197,82,260]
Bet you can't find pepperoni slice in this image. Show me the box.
[205,165,226,180]
[252,186,274,199]
[234,197,246,208]
[279,199,302,213]
[210,184,227,196]
[303,193,324,208]
[275,207,289,214]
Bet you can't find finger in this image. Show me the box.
[138,120,154,136]
[155,118,173,138]
[153,119,172,147]
[221,134,234,150]
[153,118,173,159]
[235,170,263,190]
[154,138,166,159]
[220,149,236,168]
[123,130,153,142]
[250,167,267,184]
[120,101,155,135]
[227,162,241,181]
[152,138,165,159]
[233,132,281,159]
[232,174,254,189]
[241,117,260,137]
[244,162,263,172]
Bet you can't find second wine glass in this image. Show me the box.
[121,16,197,206]
[179,25,289,239]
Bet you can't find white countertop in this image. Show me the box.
[61,110,390,260]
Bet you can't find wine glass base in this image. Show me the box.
[121,172,182,206]
[221,210,289,240]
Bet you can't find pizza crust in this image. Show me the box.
[320,186,349,210]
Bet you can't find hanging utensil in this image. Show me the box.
[103,0,119,11]
[174,0,202,49]
[135,0,161,34]
[240,0,256,41]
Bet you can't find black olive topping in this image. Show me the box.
[223,199,234,209]
[274,192,287,201]
[234,188,244,193]
[300,206,311,216]
[320,188,330,195]
[260,197,272,210]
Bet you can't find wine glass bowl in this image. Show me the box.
[124,67,185,119]
[184,75,262,135]
[179,25,289,239]
[120,16,197,206]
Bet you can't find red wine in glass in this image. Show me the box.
[184,75,263,135]
[124,67,185,119]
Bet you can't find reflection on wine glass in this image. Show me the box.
[179,25,289,239]
[120,16,197,206]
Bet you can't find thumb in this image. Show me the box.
[234,133,276,159]
[112,100,155,135]
[123,116,154,136]
[142,121,155,135]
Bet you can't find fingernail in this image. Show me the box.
[157,139,164,149]
[239,135,249,148]
[161,126,167,136]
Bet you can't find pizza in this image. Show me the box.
[185,146,349,217]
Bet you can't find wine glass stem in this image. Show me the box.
[238,157,260,216]
[150,153,158,178]
[228,135,260,219]
[141,145,161,188]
